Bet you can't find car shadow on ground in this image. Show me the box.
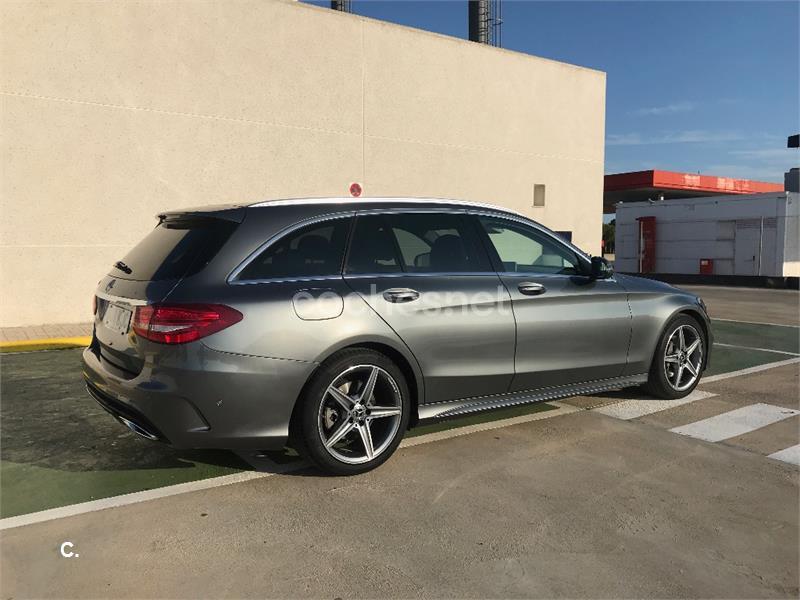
[0,348,353,478]
[0,348,253,473]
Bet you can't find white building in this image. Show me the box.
[615,192,799,281]
[0,0,606,327]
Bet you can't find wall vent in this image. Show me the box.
[533,184,546,207]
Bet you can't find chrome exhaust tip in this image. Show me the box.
[118,416,159,441]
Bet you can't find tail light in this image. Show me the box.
[132,304,243,344]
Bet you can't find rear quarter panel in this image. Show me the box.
[171,278,427,405]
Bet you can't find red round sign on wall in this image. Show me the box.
[349,182,362,197]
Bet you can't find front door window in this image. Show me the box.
[478,217,582,276]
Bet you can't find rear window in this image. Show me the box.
[113,218,238,281]
[236,217,351,281]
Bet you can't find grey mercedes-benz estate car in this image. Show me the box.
[83,198,711,474]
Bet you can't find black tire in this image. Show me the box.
[644,314,706,399]
[294,348,411,475]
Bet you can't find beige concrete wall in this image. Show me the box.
[0,0,605,327]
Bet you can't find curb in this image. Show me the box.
[0,336,92,353]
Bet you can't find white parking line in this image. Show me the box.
[594,390,716,420]
[768,444,800,466]
[700,357,800,384]
[0,471,273,531]
[713,317,799,328]
[670,403,800,443]
[714,343,799,356]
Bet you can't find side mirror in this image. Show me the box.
[590,256,613,279]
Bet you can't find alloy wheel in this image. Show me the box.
[317,364,403,465]
[663,324,703,392]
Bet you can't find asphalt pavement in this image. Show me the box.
[2,369,797,598]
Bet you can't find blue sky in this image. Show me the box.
[305,0,799,183]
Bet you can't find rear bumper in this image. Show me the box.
[81,340,317,450]
[86,381,169,442]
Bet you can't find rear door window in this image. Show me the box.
[386,212,491,273]
[113,218,238,281]
[237,217,351,281]
[345,212,491,274]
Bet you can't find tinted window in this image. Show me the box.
[114,218,238,281]
[479,217,582,275]
[346,213,491,274]
[345,215,402,274]
[237,218,351,281]
[390,213,490,273]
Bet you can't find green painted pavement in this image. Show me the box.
[0,348,251,518]
[1,457,246,519]
[711,320,799,354]
[705,344,794,376]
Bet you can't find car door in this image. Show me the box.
[343,210,516,403]
[474,214,632,392]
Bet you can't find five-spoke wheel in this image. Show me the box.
[296,348,411,474]
[645,314,706,399]
[319,365,403,465]
[662,324,703,392]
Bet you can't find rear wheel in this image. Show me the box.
[296,348,410,475]
[644,314,706,399]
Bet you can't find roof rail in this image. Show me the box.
[248,196,522,215]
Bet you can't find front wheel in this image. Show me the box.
[295,348,411,475]
[644,315,706,399]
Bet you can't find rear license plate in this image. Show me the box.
[103,304,132,335]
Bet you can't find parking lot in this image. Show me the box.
[1,285,798,598]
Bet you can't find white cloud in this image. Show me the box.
[606,130,746,146]
[606,133,645,146]
[712,146,800,182]
[729,148,799,160]
[632,101,696,117]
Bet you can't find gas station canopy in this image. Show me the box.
[604,169,783,213]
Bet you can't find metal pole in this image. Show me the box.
[331,0,351,12]
[638,220,644,273]
[468,0,490,44]
[494,0,502,47]
[757,217,764,276]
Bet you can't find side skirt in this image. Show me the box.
[417,373,649,421]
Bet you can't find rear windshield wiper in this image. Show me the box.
[113,260,133,275]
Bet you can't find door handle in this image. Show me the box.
[383,288,420,303]
[518,282,546,296]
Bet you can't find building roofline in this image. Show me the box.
[605,169,783,195]
[284,0,606,78]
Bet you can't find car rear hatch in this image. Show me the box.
[93,205,245,375]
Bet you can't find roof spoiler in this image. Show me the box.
[157,204,247,224]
